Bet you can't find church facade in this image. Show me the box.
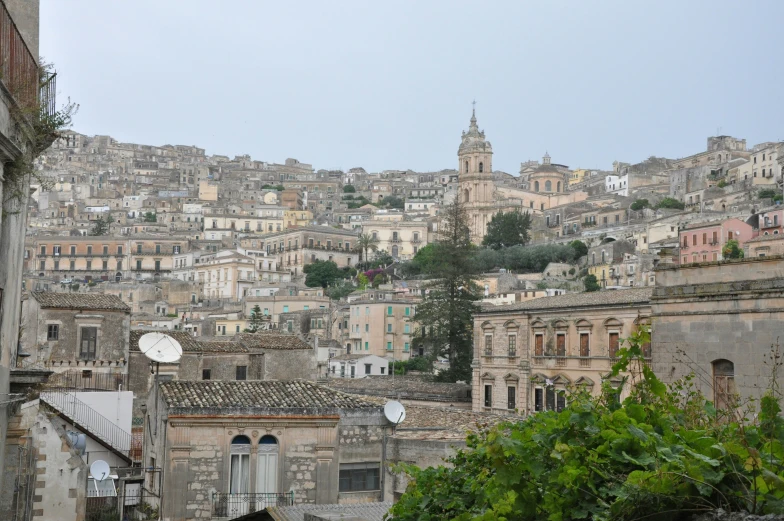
[457,110,587,244]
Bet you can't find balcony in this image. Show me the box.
[390,237,402,243]
[212,492,294,519]
[0,3,38,110]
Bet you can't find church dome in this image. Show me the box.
[458,109,493,155]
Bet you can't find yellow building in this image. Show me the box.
[198,181,218,201]
[569,169,590,186]
[283,210,312,229]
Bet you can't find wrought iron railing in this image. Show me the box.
[0,0,37,109]
[47,370,129,391]
[40,390,132,459]
[39,71,56,119]
[212,492,294,518]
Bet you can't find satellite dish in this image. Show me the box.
[138,332,183,363]
[90,460,111,482]
[384,400,406,425]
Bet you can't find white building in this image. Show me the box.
[328,354,389,378]
[605,174,629,196]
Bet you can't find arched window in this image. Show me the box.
[465,160,469,173]
[464,189,470,203]
[391,245,399,258]
[601,251,606,263]
[534,181,540,192]
[557,181,561,192]
[545,180,552,192]
[230,436,251,494]
[257,436,279,499]
[115,272,122,282]
[479,162,484,173]
[713,359,735,410]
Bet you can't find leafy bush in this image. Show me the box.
[630,199,650,211]
[718,180,727,188]
[391,357,433,375]
[389,330,784,520]
[759,189,783,203]
[343,184,356,193]
[723,239,744,259]
[584,273,600,292]
[568,240,588,258]
[655,197,685,210]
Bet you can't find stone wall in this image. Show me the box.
[652,256,784,403]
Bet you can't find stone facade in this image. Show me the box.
[472,289,652,414]
[652,256,784,406]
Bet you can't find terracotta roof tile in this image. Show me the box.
[236,333,311,350]
[479,287,653,313]
[160,380,378,410]
[32,291,130,311]
[267,502,392,521]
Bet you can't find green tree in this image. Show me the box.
[142,211,157,222]
[630,198,650,211]
[584,273,601,292]
[356,233,379,264]
[371,273,385,288]
[723,239,744,259]
[304,260,346,288]
[759,189,783,203]
[342,184,356,193]
[380,195,404,209]
[326,280,355,301]
[482,210,532,250]
[90,216,109,236]
[244,305,265,332]
[357,273,369,289]
[412,199,480,382]
[568,239,588,258]
[655,197,685,210]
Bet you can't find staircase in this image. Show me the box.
[40,390,133,463]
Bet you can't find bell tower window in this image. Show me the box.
[479,162,484,173]
[465,160,469,174]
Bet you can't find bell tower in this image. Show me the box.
[458,105,494,242]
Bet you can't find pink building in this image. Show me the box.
[679,218,756,264]
[757,208,784,236]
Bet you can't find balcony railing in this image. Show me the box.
[47,370,129,391]
[212,492,294,518]
[0,1,38,109]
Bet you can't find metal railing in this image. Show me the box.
[0,0,37,109]
[39,71,56,119]
[212,492,294,518]
[86,487,157,521]
[40,390,132,459]
[47,370,129,391]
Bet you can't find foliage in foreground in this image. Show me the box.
[388,330,784,521]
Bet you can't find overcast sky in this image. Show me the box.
[41,0,784,174]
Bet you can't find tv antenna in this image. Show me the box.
[138,333,183,436]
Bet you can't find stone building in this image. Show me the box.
[20,292,131,377]
[31,236,129,282]
[652,256,784,408]
[144,381,385,519]
[471,288,652,414]
[458,109,497,242]
[361,219,429,260]
[346,291,417,360]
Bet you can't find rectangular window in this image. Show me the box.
[202,369,211,380]
[102,245,108,255]
[507,386,516,410]
[283,305,289,312]
[556,334,566,357]
[508,334,516,355]
[365,342,369,350]
[404,343,409,352]
[70,260,75,271]
[117,245,123,255]
[534,334,544,356]
[70,245,76,255]
[484,334,493,355]
[102,260,108,270]
[86,261,92,270]
[534,388,544,412]
[236,366,247,380]
[40,245,46,255]
[338,463,380,492]
[580,333,590,357]
[404,324,410,334]
[405,307,410,316]
[365,324,369,332]
[609,332,620,358]
[137,244,142,253]
[702,233,707,245]
[136,260,142,270]
[387,306,393,316]
[557,391,566,412]
[47,324,59,340]
[712,231,717,244]
[387,324,392,333]
[484,384,492,408]
[546,387,556,411]
[365,306,369,315]
[692,234,697,246]
[79,327,98,360]
[365,364,372,375]
[386,342,392,351]
[87,245,93,255]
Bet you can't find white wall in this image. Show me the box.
[73,391,133,435]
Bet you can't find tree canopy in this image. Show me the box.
[389,329,784,520]
[568,239,588,258]
[630,199,650,211]
[482,210,532,250]
[723,239,744,259]
[411,200,480,382]
[303,260,348,288]
[342,184,356,193]
[584,273,601,292]
[244,305,265,332]
[655,197,685,210]
[472,244,577,273]
[89,216,109,236]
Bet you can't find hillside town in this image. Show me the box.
[2,2,784,521]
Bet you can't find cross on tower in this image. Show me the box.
[472,99,476,111]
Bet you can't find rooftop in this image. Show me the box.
[160,380,378,410]
[236,333,312,350]
[479,287,653,313]
[31,292,131,312]
[266,502,392,521]
[325,375,471,403]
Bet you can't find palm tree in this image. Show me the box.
[357,233,379,264]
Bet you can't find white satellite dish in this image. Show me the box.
[90,460,111,482]
[138,332,183,364]
[384,400,406,425]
